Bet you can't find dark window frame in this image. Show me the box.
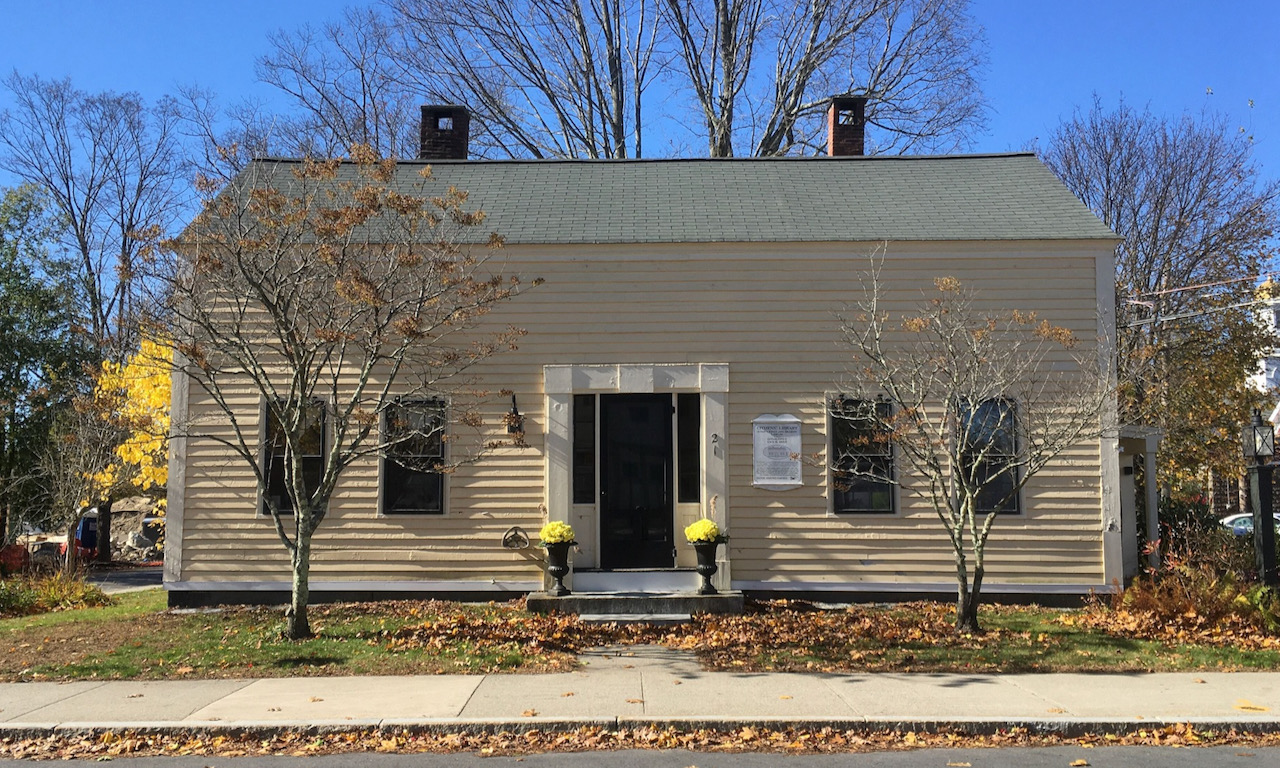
[676,392,701,504]
[828,396,896,515]
[261,399,326,517]
[957,397,1021,516]
[571,394,597,505]
[381,399,447,516]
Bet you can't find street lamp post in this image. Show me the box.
[1242,408,1278,587]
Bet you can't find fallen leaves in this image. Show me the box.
[1,722,1278,760]
[381,599,1033,674]
[1069,760,1090,766]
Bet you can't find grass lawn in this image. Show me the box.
[1,591,1277,681]
[0,590,574,680]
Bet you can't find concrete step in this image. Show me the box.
[577,613,693,624]
[526,590,744,616]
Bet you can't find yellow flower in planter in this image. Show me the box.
[684,518,723,544]
[539,520,576,545]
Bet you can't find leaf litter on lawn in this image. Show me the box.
[5,723,1280,760]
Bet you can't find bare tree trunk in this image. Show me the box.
[952,545,981,632]
[285,531,312,639]
[94,498,113,563]
[63,516,80,573]
[956,565,984,633]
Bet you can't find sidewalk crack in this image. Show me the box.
[1002,676,1073,715]
[456,674,485,718]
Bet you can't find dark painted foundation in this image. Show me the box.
[167,589,528,609]
[167,587,1090,610]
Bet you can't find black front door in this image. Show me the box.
[600,394,674,569]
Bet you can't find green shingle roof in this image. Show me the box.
[247,152,1116,244]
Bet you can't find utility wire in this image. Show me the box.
[1135,273,1272,298]
[1122,298,1268,328]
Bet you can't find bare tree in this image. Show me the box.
[391,0,661,158]
[838,257,1111,632]
[1042,97,1280,485]
[258,6,423,159]
[174,86,281,187]
[258,0,982,159]
[0,72,187,359]
[151,146,533,638]
[35,401,122,570]
[659,0,986,156]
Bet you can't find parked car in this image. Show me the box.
[1220,512,1280,536]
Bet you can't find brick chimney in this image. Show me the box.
[826,95,868,157]
[419,105,470,160]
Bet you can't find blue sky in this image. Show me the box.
[0,0,1276,172]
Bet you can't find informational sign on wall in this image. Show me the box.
[752,414,803,489]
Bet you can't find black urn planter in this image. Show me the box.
[544,541,574,596]
[693,541,721,595]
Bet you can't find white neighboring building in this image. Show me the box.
[1249,280,1280,423]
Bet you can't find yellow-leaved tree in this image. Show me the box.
[83,337,171,561]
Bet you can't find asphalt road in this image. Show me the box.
[41,748,1280,766]
[85,565,163,594]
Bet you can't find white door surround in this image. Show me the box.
[543,363,729,590]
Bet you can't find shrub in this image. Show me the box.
[1079,520,1280,647]
[1157,494,1254,581]
[0,573,111,617]
[0,580,40,615]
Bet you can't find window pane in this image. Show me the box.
[386,401,443,458]
[263,400,325,516]
[962,399,1014,455]
[384,461,443,514]
[677,393,700,504]
[382,400,446,515]
[973,460,1018,514]
[959,398,1020,515]
[830,398,894,514]
[572,394,596,504]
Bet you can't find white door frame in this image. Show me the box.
[544,364,729,586]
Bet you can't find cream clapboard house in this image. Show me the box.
[165,102,1129,606]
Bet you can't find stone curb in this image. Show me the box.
[2,716,1279,740]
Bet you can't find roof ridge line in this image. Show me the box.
[248,152,1038,165]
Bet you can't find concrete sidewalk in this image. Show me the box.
[1,646,1278,736]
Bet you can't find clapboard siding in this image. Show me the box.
[175,239,1111,588]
